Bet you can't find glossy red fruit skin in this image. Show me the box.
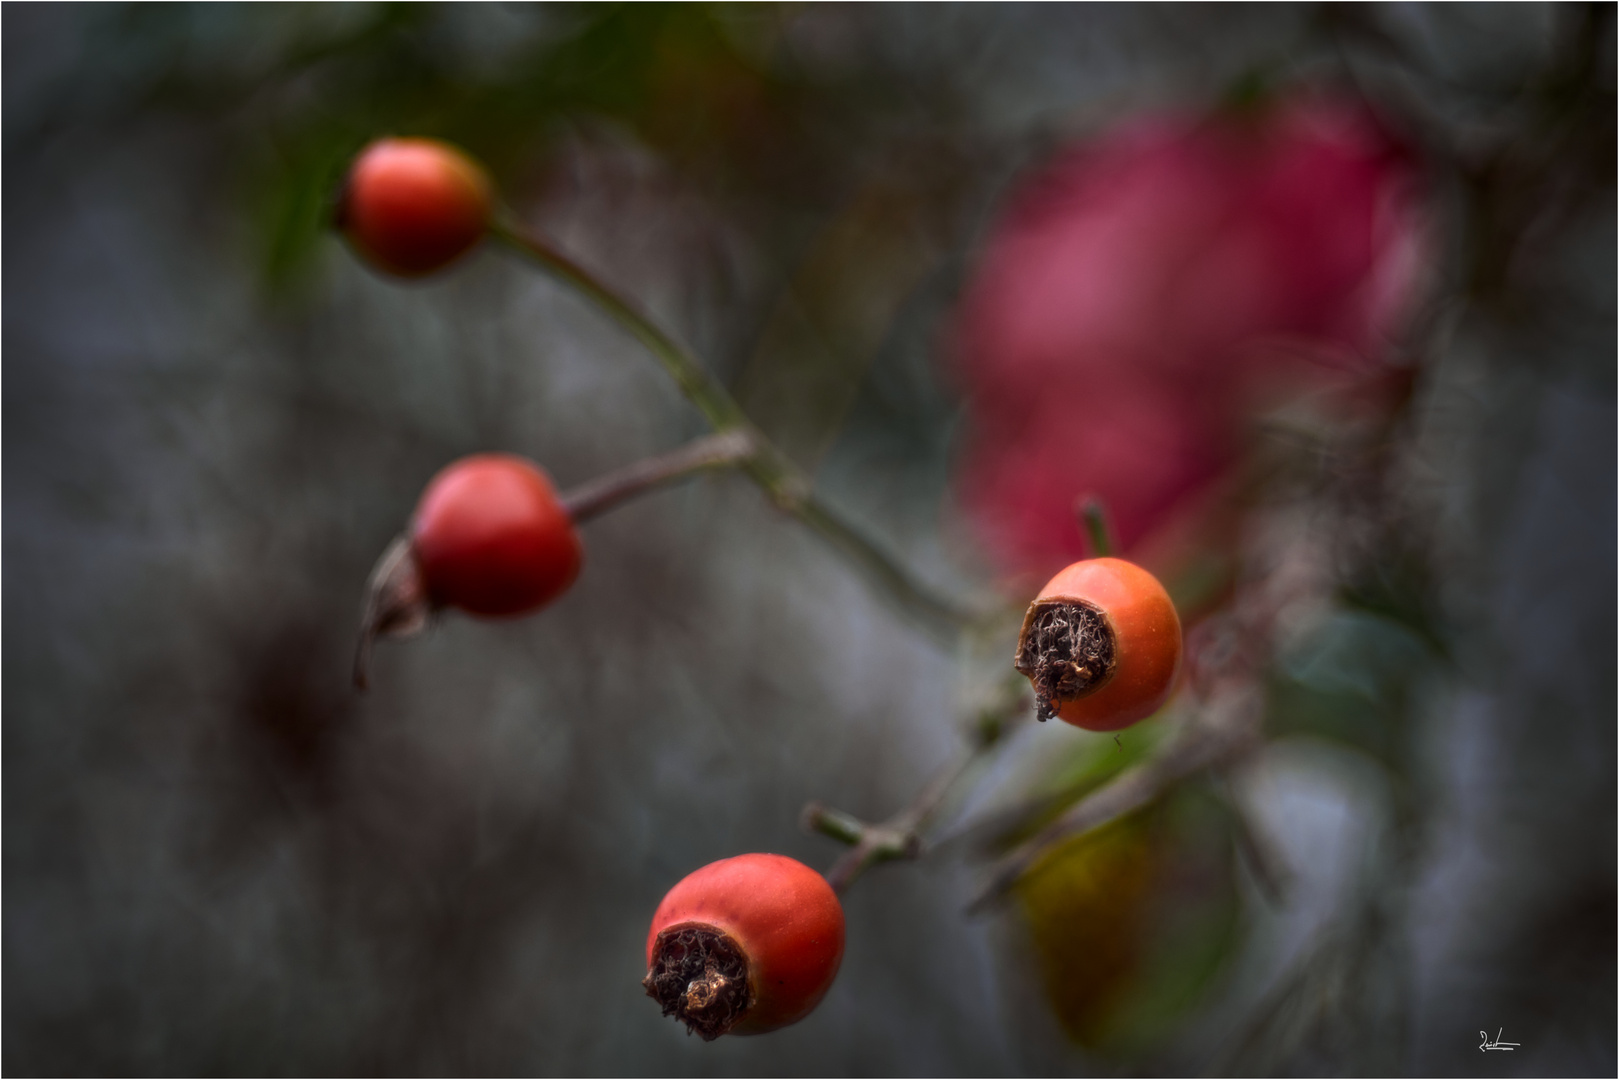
[341,137,492,277]
[646,854,845,1036]
[1024,557,1183,732]
[410,455,582,617]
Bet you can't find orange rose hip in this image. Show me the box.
[643,854,844,1040]
[1014,557,1182,731]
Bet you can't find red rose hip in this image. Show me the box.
[353,454,582,688]
[338,137,492,277]
[411,454,582,617]
[1014,557,1182,731]
[644,853,845,1040]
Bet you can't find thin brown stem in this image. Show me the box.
[561,430,758,523]
[809,682,1031,895]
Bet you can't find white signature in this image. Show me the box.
[1480,1028,1520,1052]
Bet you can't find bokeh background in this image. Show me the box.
[4,4,1613,1075]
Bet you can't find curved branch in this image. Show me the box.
[805,681,1032,894]
[489,213,981,634]
[561,430,758,523]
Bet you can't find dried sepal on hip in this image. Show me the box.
[1014,598,1118,721]
[643,923,754,1041]
[353,534,432,690]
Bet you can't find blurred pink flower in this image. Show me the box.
[953,96,1425,577]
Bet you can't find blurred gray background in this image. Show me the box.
[4,4,1614,1075]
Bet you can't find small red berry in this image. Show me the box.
[1014,557,1182,731]
[353,454,582,688]
[643,854,845,1040]
[411,454,583,617]
[338,137,492,277]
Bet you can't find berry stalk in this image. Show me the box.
[559,430,758,523]
[804,677,1030,894]
[1077,495,1116,559]
[488,212,981,636]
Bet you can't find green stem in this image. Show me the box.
[490,212,977,633]
[1079,495,1116,558]
[800,803,870,847]
[490,213,745,432]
